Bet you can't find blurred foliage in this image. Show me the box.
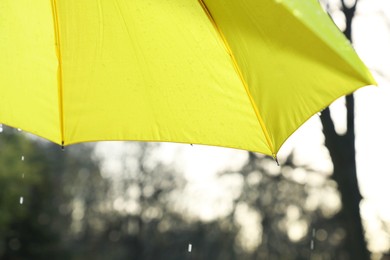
[1,128,67,259]
[0,127,240,259]
[221,153,351,259]
[1,125,369,260]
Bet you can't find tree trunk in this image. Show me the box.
[320,1,370,259]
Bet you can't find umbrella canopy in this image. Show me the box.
[0,0,375,157]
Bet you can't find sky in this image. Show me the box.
[352,0,390,252]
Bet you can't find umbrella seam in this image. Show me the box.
[51,0,65,146]
[197,0,276,157]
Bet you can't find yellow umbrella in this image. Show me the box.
[0,0,375,158]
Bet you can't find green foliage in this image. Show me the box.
[0,127,102,259]
[1,129,54,258]
[0,130,43,231]
[0,127,351,259]
[0,129,240,259]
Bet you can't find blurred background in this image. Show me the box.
[1,0,390,259]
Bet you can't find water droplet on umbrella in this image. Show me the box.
[188,243,192,252]
[0,124,3,133]
[17,128,22,132]
[19,197,24,204]
[293,10,301,17]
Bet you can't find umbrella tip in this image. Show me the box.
[273,154,280,166]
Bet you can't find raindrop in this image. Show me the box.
[310,228,316,250]
[316,229,328,241]
[22,173,25,179]
[19,197,24,205]
[0,124,3,133]
[108,230,121,242]
[293,10,301,17]
[21,156,24,161]
[188,243,192,252]
[9,238,21,251]
[17,128,22,132]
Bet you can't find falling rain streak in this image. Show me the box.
[20,152,25,206]
[188,244,192,252]
[311,228,316,250]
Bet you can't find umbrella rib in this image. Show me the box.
[197,0,276,156]
[51,0,65,147]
